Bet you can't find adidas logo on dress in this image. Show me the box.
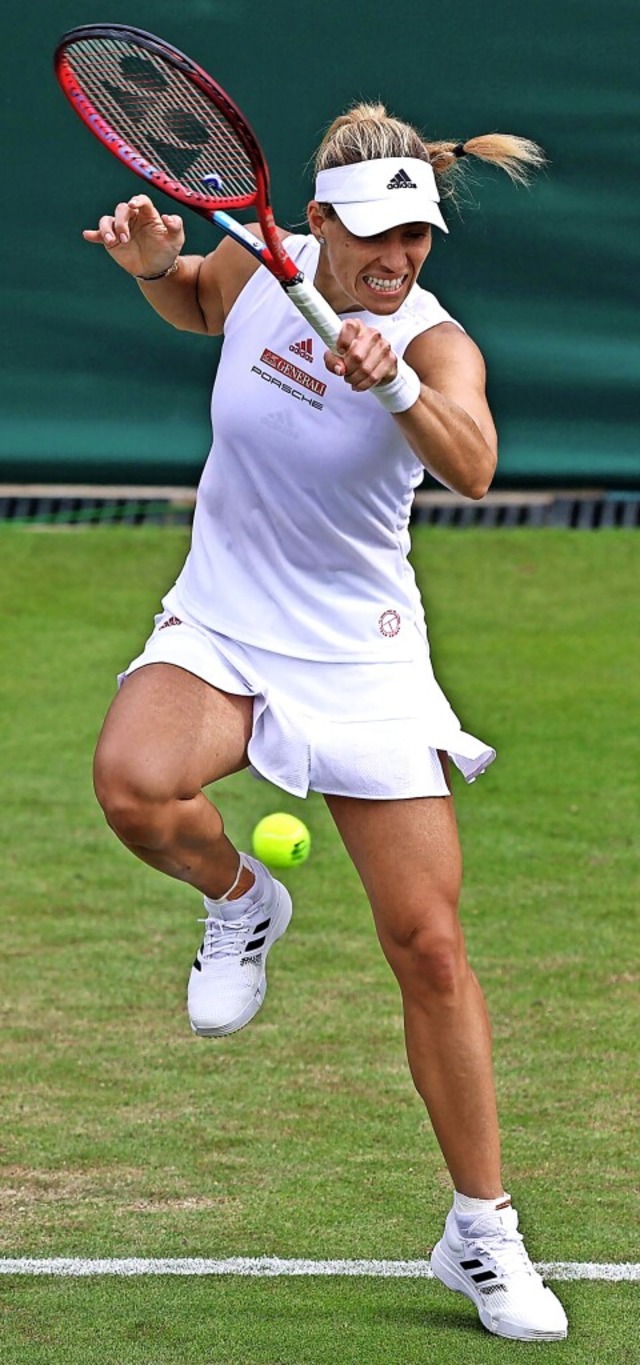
[261,409,298,439]
[289,337,314,363]
[387,168,417,189]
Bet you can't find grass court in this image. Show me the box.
[1,525,637,1363]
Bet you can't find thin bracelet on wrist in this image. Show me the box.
[134,257,180,281]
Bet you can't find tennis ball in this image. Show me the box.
[251,812,311,868]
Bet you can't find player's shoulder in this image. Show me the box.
[399,280,472,364]
[402,280,461,329]
[202,225,309,326]
[197,226,274,328]
[405,309,486,388]
[203,226,305,312]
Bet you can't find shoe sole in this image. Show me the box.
[190,883,293,1038]
[431,1239,568,1342]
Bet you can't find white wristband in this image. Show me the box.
[374,357,421,413]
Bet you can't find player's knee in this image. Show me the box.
[95,778,162,847]
[395,923,467,998]
[93,749,172,848]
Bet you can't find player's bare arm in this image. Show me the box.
[82,194,203,324]
[398,323,497,499]
[324,318,497,501]
[83,197,291,337]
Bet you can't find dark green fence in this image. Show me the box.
[2,0,638,487]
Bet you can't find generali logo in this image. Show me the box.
[259,349,326,397]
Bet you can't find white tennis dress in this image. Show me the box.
[122,234,495,797]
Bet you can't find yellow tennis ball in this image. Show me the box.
[252,812,311,868]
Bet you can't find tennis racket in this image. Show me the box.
[55,25,353,357]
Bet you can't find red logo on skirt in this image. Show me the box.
[379,609,401,637]
[159,615,182,630]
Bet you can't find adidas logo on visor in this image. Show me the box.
[387,168,417,189]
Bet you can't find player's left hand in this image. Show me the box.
[323,318,398,392]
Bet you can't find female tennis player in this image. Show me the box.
[88,104,567,1342]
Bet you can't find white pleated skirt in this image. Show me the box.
[118,601,496,800]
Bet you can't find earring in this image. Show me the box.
[317,235,326,246]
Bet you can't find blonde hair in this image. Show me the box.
[314,101,546,200]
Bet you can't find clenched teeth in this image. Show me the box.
[363,275,406,292]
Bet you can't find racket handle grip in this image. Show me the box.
[283,273,421,413]
[283,275,342,350]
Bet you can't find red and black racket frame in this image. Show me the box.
[54,23,301,283]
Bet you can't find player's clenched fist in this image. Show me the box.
[82,194,185,278]
[323,317,398,392]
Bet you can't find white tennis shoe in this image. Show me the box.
[188,855,292,1037]
[431,1204,568,1341]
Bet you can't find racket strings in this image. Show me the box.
[64,38,257,202]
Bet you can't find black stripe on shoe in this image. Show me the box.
[244,936,266,951]
[460,1259,483,1270]
[472,1270,500,1284]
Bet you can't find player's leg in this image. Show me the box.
[325,780,501,1197]
[325,778,568,1341]
[93,662,255,898]
[94,663,293,1036]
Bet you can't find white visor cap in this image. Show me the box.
[314,157,448,236]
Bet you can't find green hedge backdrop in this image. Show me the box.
[2,0,638,487]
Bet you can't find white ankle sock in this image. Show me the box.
[204,854,264,921]
[454,1190,511,1218]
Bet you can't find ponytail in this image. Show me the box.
[314,104,546,200]
[427,133,547,190]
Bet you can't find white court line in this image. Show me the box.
[0,1258,638,1281]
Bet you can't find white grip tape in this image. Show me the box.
[283,274,421,413]
[284,277,342,350]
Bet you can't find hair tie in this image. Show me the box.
[452,142,467,159]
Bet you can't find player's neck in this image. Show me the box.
[312,254,364,316]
